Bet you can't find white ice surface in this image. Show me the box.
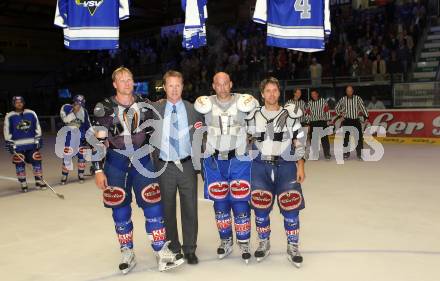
[0,138,439,281]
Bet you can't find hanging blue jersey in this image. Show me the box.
[54,0,130,50]
[3,110,42,151]
[253,0,331,52]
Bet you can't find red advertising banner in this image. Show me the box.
[367,109,440,138]
[330,109,440,139]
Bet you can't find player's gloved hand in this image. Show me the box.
[5,141,16,154]
[35,138,43,150]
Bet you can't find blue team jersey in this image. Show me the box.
[60,104,91,141]
[54,0,130,50]
[3,109,42,151]
[253,0,331,52]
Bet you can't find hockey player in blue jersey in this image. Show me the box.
[3,96,46,192]
[246,77,306,267]
[92,67,183,274]
[194,72,259,264]
[59,94,91,184]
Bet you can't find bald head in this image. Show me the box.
[213,72,233,101]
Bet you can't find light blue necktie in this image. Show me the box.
[169,105,180,159]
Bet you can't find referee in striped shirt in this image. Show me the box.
[287,88,308,126]
[307,90,332,160]
[335,85,369,160]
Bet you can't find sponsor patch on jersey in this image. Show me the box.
[256,225,271,234]
[285,229,300,236]
[251,190,273,209]
[63,146,74,156]
[194,121,203,129]
[278,190,302,211]
[117,231,133,245]
[230,180,251,199]
[12,153,25,164]
[103,186,126,206]
[234,222,251,233]
[216,218,232,230]
[208,181,229,199]
[32,151,42,161]
[79,146,87,155]
[141,183,161,204]
[152,228,166,242]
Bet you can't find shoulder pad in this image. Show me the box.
[94,98,114,118]
[245,106,261,121]
[237,94,258,113]
[194,96,212,114]
[284,103,303,118]
[61,104,73,112]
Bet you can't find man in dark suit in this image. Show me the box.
[151,70,203,265]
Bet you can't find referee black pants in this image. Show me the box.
[342,118,363,156]
[309,120,331,157]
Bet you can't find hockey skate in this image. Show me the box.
[36,180,47,190]
[287,243,303,268]
[119,247,136,275]
[237,240,251,264]
[217,237,233,259]
[254,239,270,262]
[60,175,68,185]
[78,173,85,184]
[156,241,184,272]
[21,182,28,193]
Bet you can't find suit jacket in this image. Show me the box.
[150,99,204,170]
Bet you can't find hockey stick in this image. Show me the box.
[13,152,65,200]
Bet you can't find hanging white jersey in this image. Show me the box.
[181,0,208,49]
[54,0,130,50]
[253,0,331,52]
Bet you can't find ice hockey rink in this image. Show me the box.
[0,137,439,281]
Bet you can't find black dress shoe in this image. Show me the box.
[184,253,199,264]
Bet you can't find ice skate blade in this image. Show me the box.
[119,260,136,275]
[159,258,184,272]
[217,248,233,260]
[288,256,302,268]
[256,250,270,262]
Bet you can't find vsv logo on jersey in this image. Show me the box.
[75,0,104,16]
[16,120,31,132]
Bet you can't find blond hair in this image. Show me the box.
[112,67,133,82]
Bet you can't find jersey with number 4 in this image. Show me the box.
[253,0,331,52]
